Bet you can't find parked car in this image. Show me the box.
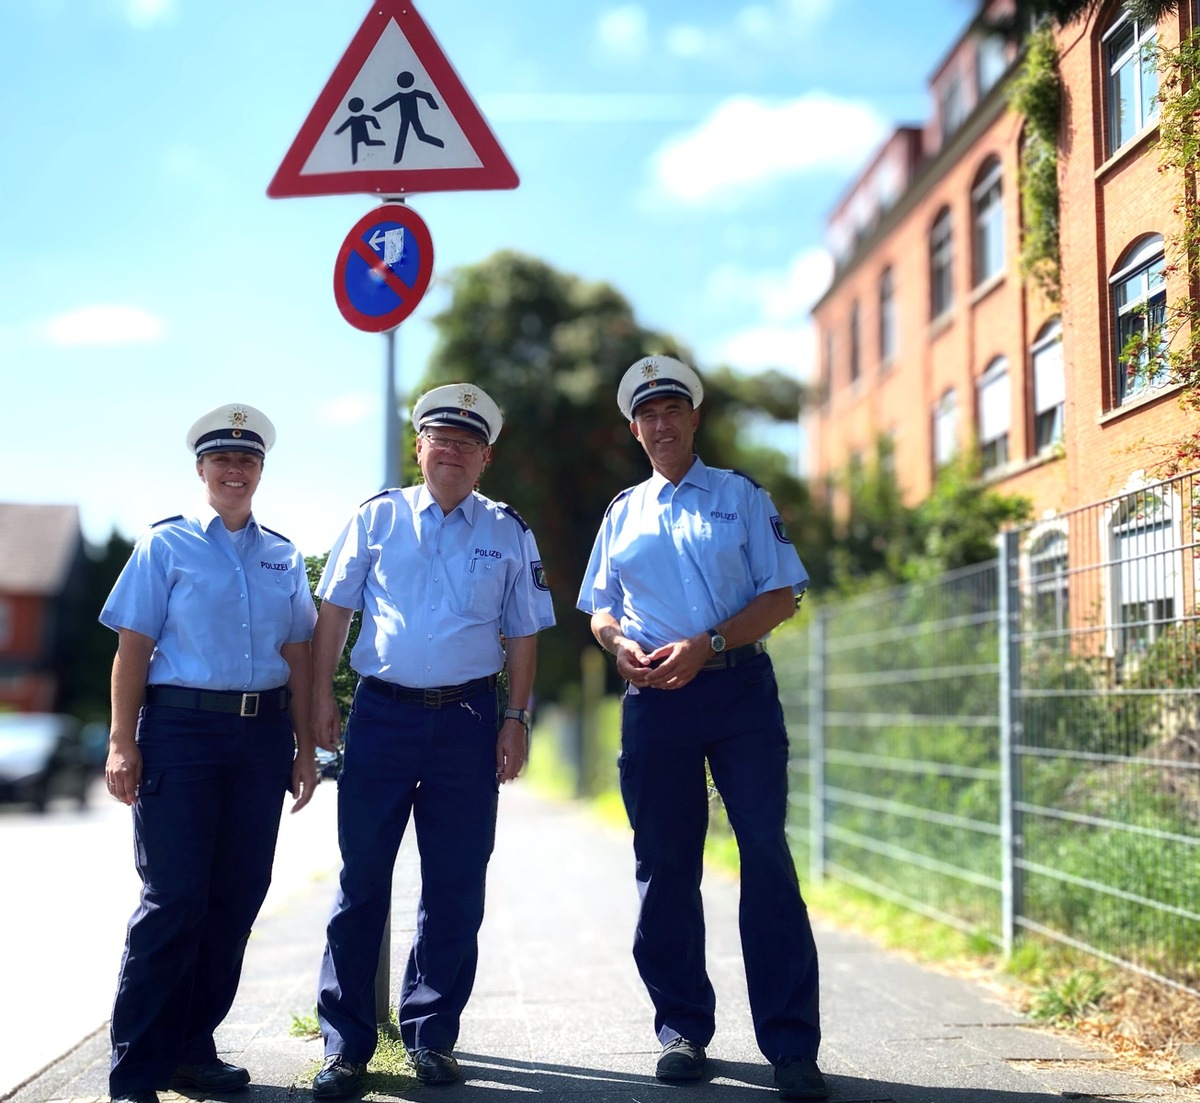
[0,713,92,812]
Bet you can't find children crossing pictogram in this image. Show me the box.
[267,0,518,198]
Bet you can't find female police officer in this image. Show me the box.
[100,403,318,1103]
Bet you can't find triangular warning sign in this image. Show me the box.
[267,0,518,198]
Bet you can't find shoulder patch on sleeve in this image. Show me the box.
[150,514,184,528]
[260,525,294,544]
[497,502,531,532]
[603,487,634,517]
[731,469,764,490]
[531,560,549,591]
[771,516,792,544]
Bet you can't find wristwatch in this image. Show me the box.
[504,707,531,735]
[707,628,727,653]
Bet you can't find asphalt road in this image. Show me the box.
[0,775,342,1096]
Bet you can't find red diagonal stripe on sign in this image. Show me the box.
[349,235,413,300]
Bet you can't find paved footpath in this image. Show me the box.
[6,784,1174,1103]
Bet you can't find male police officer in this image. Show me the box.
[311,383,555,1096]
[577,356,827,1100]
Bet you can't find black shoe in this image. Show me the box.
[655,1038,707,1081]
[774,1057,828,1100]
[170,1061,251,1093]
[312,1055,367,1099]
[111,1093,160,1103]
[409,1048,461,1085]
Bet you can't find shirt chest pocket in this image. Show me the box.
[449,558,506,622]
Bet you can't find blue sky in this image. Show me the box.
[2,0,972,556]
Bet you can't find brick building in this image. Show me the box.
[0,503,87,712]
[808,0,1196,522]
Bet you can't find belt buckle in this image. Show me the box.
[424,688,442,709]
[240,692,260,718]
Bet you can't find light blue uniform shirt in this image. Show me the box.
[576,457,808,650]
[317,484,555,688]
[100,506,317,691]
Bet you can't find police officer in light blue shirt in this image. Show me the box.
[577,357,827,1101]
[100,403,318,1103]
[311,382,555,1098]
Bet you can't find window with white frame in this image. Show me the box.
[1112,489,1177,657]
[1029,529,1069,638]
[849,300,861,384]
[977,34,1008,95]
[879,266,896,368]
[940,70,967,144]
[972,157,1004,285]
[1105,9,1159,155]
[1032,318,1064,451]
[930,208,953,318]
[977,356,1010,474]
[934,388,958,470]
[1111,235,1168,406]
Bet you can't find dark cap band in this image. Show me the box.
[629,378,696,414]
[418,405,491,441]
[194,429,267,457]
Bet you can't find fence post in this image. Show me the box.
[997,530,1023,958]
[808,607,826,884]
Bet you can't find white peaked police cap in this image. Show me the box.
[411,383,503,445]
[186,403,276,458]
[617,355,704,421]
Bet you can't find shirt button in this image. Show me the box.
[427,634,433,640]
[242,623,248,629]
[243,653,249,659]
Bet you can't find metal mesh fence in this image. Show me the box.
[778,470,1200,992]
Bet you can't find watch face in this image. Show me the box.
[710,632,726,652]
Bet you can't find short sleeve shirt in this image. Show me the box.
[576,456,807,650]
[317,484,555,687]
[99,507,317,691]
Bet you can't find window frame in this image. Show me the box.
[976,356,1011,475]
[972,157,1005,286]
[1110,234,1168,407]
[878,266,896,369]
[1032,318,1064,453]
[1103,9,1160,156]
[930,208,954,319]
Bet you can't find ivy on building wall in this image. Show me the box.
[1007,23,1062,302]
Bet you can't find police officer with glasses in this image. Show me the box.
[101,403,318,1103]
[577,356,827,1100]
[311,383,554,1097]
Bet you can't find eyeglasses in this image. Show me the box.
[422,431,485,455]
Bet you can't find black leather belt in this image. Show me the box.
[701,641,765,671]
[361,673,497,709]
[144,685,290,717]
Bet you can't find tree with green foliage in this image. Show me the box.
[817,436,1031,595]
[417,250,822,700]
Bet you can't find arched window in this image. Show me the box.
[1031,318,1064,451]
[1028,528,1069,637]
[972,157,1004,285]
[1104,9,1159,155]
[878,267,896,368]
[977,356,1010,474]
[1111,235,1167,406]
[930,208,954,318]
[933,388,958,470]
[1111,487,1178,658]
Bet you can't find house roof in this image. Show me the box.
[0,503,83,595]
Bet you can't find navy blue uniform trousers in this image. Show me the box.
[317,681,499,1061]
[618,653,821,1062]
[109,703,293,1093]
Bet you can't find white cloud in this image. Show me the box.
[664,0,835,60]
[123,0,175,29]
[594,5,650,62]
[650,94,887,206]
[42,305,166,347]
[706,248,833,324]
[715,321,817,379]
